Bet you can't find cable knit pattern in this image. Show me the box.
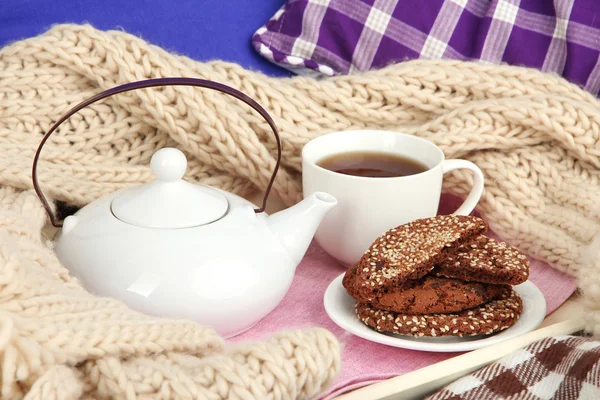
[0,185,341,399]
[0,22,599,396]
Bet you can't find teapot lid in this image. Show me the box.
[110,148,228,228]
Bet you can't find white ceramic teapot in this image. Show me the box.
[32,78,337,338]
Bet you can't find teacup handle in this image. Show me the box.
[442,159,485,215]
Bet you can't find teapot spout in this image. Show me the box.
[267,192,337,264]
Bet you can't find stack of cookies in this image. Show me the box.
[342,215,530,338]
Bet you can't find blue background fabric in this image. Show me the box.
[0,0,291,77]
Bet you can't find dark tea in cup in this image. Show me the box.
[317,151,428,178]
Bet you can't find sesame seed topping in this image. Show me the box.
[352,216,488,297]
[350,221,526,338]
[434,235,529,285]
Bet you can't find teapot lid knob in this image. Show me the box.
[110,147,229,229]
[151,148,187,182]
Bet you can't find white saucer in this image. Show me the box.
[323,273,546,352]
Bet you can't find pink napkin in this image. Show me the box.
[229,198,577,399]
[229,240,576,399]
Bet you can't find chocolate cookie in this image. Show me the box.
[367,276,507,314]
[355,286,522,337]
[435,235,530,285]
[343,215,488,302]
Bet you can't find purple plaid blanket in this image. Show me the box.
[252,0,600,95]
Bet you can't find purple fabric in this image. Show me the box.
[0,0,291,78]
[251,0,600,94]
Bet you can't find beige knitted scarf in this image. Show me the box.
[1,23,600,398]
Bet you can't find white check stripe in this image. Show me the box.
[422,36,448,59]
[480,0,521,63]
[291,0,330,59]
[542,1,574,74]
[351,0,396,70]
[494,0,519,24]
[420,0,466,59]
[579,382,600,400]
[529,372,565,399]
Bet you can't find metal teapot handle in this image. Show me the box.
[32,77,282,228]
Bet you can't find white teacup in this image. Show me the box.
[302,130,484,267]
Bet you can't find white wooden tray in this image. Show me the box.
[332,295,584,399]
